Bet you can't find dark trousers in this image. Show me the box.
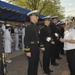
[28,45,39,75]
[55,41,61,58]
[66,49,75,75]
[60,43,64,55]
[43,42,51,72]
[51,44,56,64]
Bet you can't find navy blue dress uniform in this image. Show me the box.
[24,10,40,75]
[55,22,62,58]
[49,16,60,66]
[0,21,6,75]
[40,16,53,74]
[60,22,65,55]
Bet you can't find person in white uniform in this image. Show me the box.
[60,19,75,75]
[14,25,19,51]
[4,24,12,63]
[22,24,25,50]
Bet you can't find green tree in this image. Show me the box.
[7,0,64,19]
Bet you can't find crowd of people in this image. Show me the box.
[3,23,26,62]
[0,21,26,75]
[0,9,75,75]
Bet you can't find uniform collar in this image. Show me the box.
[44,24,49,27]
[30,22,36,25]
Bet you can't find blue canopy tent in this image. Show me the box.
[0,1,45,22]
[0,1,31,22]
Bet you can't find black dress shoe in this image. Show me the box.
[51,63,59,66]
[44,72,50,75]
[44,71,51,74]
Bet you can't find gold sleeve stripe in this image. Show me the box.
[24,48,30,51]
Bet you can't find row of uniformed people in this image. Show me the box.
[24,10,65,75]
[40,16,65,74]
[14,24,25,51]
[2,23,26,51]
[1,23,25,48]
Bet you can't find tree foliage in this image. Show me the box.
[7,0,64,19]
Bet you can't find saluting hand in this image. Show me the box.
[25,52,31,57]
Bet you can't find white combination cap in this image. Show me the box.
[42,16,51,19]
[22,24,25,26]
[27,10,38,16]
[6,24,11,27]
[51,16,58,19]
[0,20,4,24]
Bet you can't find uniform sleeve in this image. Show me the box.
[24,26,32,52]
[39,28,45,48]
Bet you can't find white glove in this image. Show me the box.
[46,37,51,42]
[55,33,58,37]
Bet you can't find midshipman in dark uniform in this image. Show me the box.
[0,20,6,75]
[60,22,65,55]
[50,16,61,66]
[24,10,40,75]
[40,16,54,74]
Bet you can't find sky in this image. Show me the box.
[60,0,75,17]
[1,0,75,17]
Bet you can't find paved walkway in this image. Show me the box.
[6,50,70,75]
